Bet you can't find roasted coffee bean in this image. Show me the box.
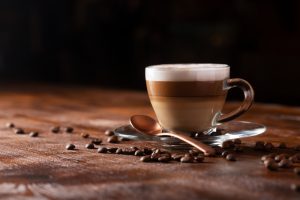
[151,152,160,161]
[92,138,102,145]
[65,126,74,133]
[107,147,118,153]
[264,159,278,171]
[115,148,123,154]
[122,148,135,155]
[278,159,292,168]
[278,142,287,149]
[140,155,151,162]
[85,143,95,149]
[264,142,274,151]
[294,145,300,151]
[171,154,184,161]
[6,122,15,128]
[226,154,236,161]
[97,147,107,153]
[142,148,152,155]
[66,144,75,150]
[81,133,89,138]
[154,149,162,154]
[158,155,170,162]
[104,130,114,136]
[134,150,144,156]
[194,155,205,163]
[107,135,119,143]
[290,184,300,192]
[51,126,60,133]
[233,139,242,145]
[14,128,25,134]
[29,131,38,137]
[254,141,265,150]
[221,151,229,158]
[261,153,277,162]
[180,155,193,163]
[130,146,139,151]
[293,167,300,176]
[189,149,200,156]
[222,140,234,149]
[275,154,289,162]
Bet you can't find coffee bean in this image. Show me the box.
[140,155,151,162]
[65,126,74,133]
[150,152,160,161]
[97,147,107,153]
[122,148,135,155]
[142,148,152,155]
[293,167,300,176]
[115,148,123,154]
[66,144,75,150]
[107,147,118,153]
[290,184,300,192]
[278,159,293,168]
[29,131,39,137]
[226,154,236,161]
[264,159,278,171]
[264,142,274,151]
[261,153,277,162]
[92,138,102,145]
[14,128,24,134]
[222,140,234,149]
[130,146,139,151]
[81,133,89,138]
[171,153,184,161]
[189,149,200,156]
[158,155,170,162]
[180,155,193,163]
[134,150,144,156]
[278,142,287,149]
[154,149,162,154]
[104,130,114,136]
[275,154,289,162]
[254,141,265,150]
[233,139,242,145]
[221,151,229,158]
[51,126,60,133]
[85,143,95,149]
[6,122,15,128]
[107,135,119,143]
[194,155,205,163]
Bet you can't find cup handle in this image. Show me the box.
[217,78,254,123]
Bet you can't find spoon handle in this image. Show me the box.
[157,131,215,156]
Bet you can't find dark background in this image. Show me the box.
[0,0,299,105]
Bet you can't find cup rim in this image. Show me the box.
[146,63,229,71]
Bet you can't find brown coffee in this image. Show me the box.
[146,80,227,132]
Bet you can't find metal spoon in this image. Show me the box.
[130,115,215,156]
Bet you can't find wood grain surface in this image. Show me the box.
[0,85,299,200]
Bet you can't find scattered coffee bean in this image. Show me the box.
[221,151,229,158]
[290,184,300,192]
[97,147,107,153]
[171,153,184,161]
[130,146,139,151]
[6,122,15,128]
[29,131,39,137]
[14,128,25,134]
[278,142,287,149]
[66,144,75,150]
[142,148,152,155]
[115,148,123,154]
[134,150,144,156]
[158,155,170,162]
[140,155,151,162]
[233,139,242,145]
[275,154,289,162]
[107,135,119,143]
[92,138,102,145]
[278,159,292,168]
[154,149,162,154]
[264,142,274,151]
[151,152,160,161]
[180,155,193,163]
[51,126,60,133]
[194,155,205,163]
[107,147,118,153]
[264,159,278,171]
[81,133,89,138]
[226,154,236,161]
[65,126,74,133]
[104,130,114,136]
[254,141,265,150]
[293,167,300,176]
[261,153,276,162]
[85,143,95,149]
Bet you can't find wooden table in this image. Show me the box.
[0,85,299,200]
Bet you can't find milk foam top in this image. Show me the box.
[146,64,229,81]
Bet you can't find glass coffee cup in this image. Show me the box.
[146,64,254,134]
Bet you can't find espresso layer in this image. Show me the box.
[146,80,226,97]
[150,96,226,132]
